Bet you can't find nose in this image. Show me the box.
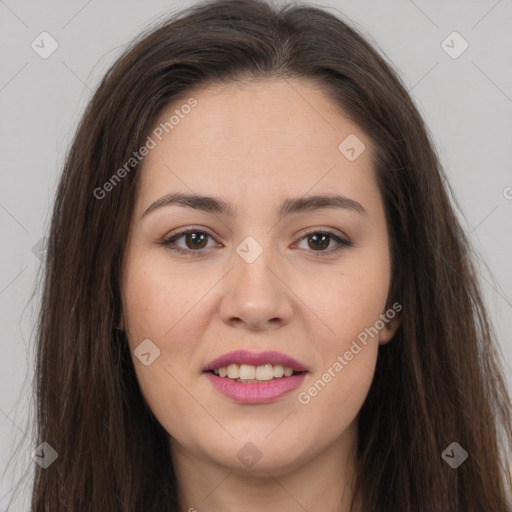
[218,244,294,331]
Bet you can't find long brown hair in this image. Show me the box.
[26,0,512,510]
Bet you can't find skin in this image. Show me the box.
[121,78,400,512]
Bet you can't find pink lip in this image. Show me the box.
[202,349,308,372]
[204,372,308,404]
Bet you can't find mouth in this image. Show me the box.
[206,364,305,383]
[202,349,308,381]
[202,350,308,403]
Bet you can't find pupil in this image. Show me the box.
[310,233,328,250]
[187,232,207,249]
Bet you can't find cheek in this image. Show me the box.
[298,247,389,408]
[122,251,217,408]
[298,295,381,428]
[122,256,207,440]
[304,251,390,350]
[123,251,206,341]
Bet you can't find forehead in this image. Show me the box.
[135,78,380,214]
[150,77,364,151]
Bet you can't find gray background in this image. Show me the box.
[1,0,511,509]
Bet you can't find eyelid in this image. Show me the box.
[165,225,216,239]
[295,225,349,241]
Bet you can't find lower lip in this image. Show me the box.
[204,372,307,404]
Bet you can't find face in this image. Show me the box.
[121,78,399,476]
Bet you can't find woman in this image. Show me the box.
[30,0,512,510]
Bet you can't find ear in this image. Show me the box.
[378,308,401,345]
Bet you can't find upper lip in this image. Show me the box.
[203,350,309,372]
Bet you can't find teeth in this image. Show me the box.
[212,363,299,381]
[239,364,256,379]
[273,364,284,378]
[256,364,274,381]
[283,367,293,377]
[227,364,239,379]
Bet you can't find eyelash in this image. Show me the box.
[160,226,353,258]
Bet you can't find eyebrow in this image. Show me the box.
[142,192,366,219]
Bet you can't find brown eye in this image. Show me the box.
[182,231,208,250]
[306,233,330,251]
[295,231,352,255]
[161,229,217,256]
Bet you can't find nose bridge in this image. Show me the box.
[233,232,280,304]
[219,232,293,329]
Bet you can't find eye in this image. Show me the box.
[160,228,218,257]
[160,227,352,257]
[294,230,352,256]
